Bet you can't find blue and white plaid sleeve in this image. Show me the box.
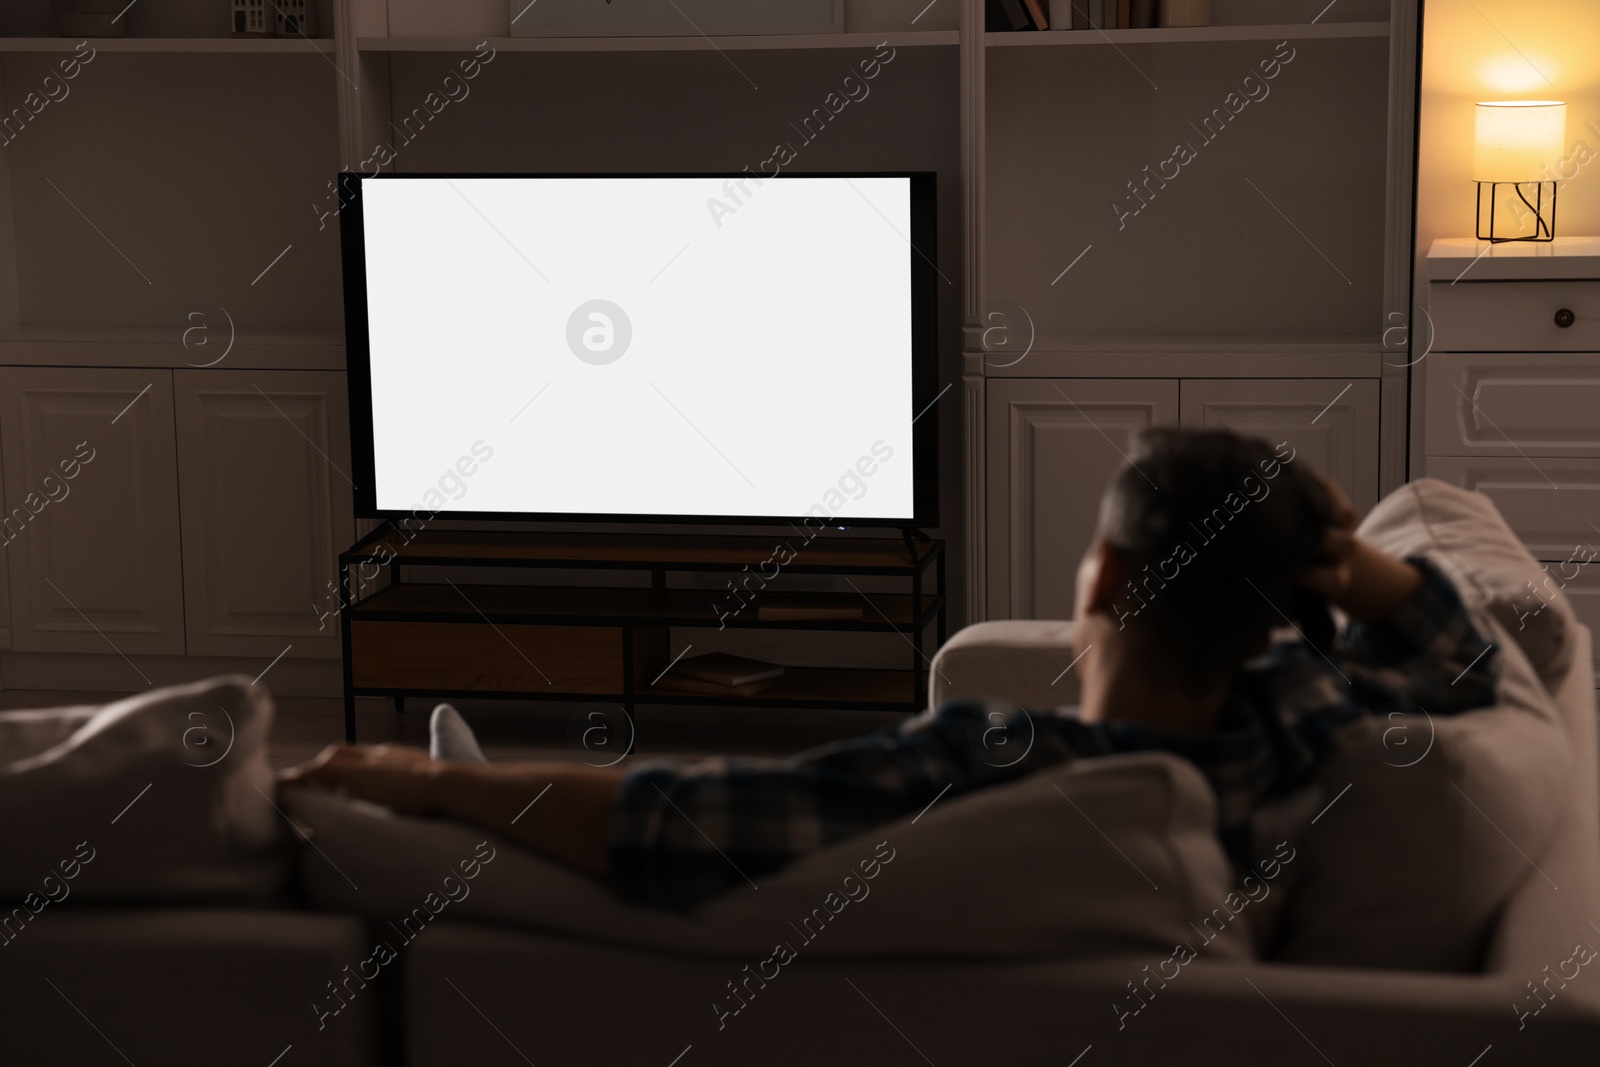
[1338,555,1500,714]
[1236,555,1501,790]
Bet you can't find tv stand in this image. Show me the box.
[336,527,946,742]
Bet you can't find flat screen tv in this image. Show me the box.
[339,171,939,527]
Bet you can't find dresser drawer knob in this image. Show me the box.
[1555,308,1576,328]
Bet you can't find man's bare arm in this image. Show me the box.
[282,746,626,877]
[1297,474,1423,625]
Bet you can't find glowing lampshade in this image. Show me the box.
[1473,101,1566,182]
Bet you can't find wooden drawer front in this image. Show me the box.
[1430,279,1600,352]
[1424,457,1600,562]
[1425,352,1600,457]
[351,621,623,694]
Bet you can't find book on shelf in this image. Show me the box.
[1117,0,1131,28]
[1131,0,1156,27]
[986,0,1032,31]
[669,652,785,687]
[653,672,779,698]
[1021,0,1050,30]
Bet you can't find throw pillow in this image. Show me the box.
[0,676,292,907]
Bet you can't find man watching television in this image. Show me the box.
[285,428,1499,908]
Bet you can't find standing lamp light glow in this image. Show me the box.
[1474,100,1566,243]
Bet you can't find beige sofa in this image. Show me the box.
[395,480,1600,1065]
[395,626,1600,1067]
[5,480,1600,1066]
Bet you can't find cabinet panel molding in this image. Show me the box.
[1553,563,1600,682]
[1179,378,1381,514]
[985,379,1180,621]
[1423,456,1600,563]
[174,370,353,659]
[0,368,183,657]
[1424,352,1600,457]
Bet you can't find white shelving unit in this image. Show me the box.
[0,0,1420,690]
[963,0,1417,620]
[0,6,350,687]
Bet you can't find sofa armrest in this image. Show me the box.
[929,619,1081,710]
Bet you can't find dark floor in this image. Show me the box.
[0,689,905,771]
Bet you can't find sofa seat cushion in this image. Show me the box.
[286,751,1256,962]
[0,677,291,905]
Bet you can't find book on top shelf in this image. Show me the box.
[987,0,1031,31]
[1021,0,1050,30]
[654,673,780,698]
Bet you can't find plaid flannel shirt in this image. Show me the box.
[609,557,1499,908]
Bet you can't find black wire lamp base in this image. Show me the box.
[1476,180,1558,243]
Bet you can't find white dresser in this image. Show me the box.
[1424,237,1600,682]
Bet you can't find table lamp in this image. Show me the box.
[1474,100,1566,243]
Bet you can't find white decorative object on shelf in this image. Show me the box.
[1159,0,1210,27]
[273,0,317,36]
[507,0,843,37]
[231,0,274,36]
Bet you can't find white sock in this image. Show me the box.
[429,703,488,763]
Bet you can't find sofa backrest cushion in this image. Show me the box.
[1262,479,1578,970]
[1358,477,1575,683]
[0,677,291,907]
[286,751,1256,962]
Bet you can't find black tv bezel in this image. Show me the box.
[339,170,941,528]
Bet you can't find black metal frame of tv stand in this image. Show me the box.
[336,524,946,743]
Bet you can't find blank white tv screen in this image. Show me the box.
[346,174,933,524]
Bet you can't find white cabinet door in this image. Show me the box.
[1180,378,1381,513]
[0,369,183,657]
[174,370,354,659]
[986,379,1180,620]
